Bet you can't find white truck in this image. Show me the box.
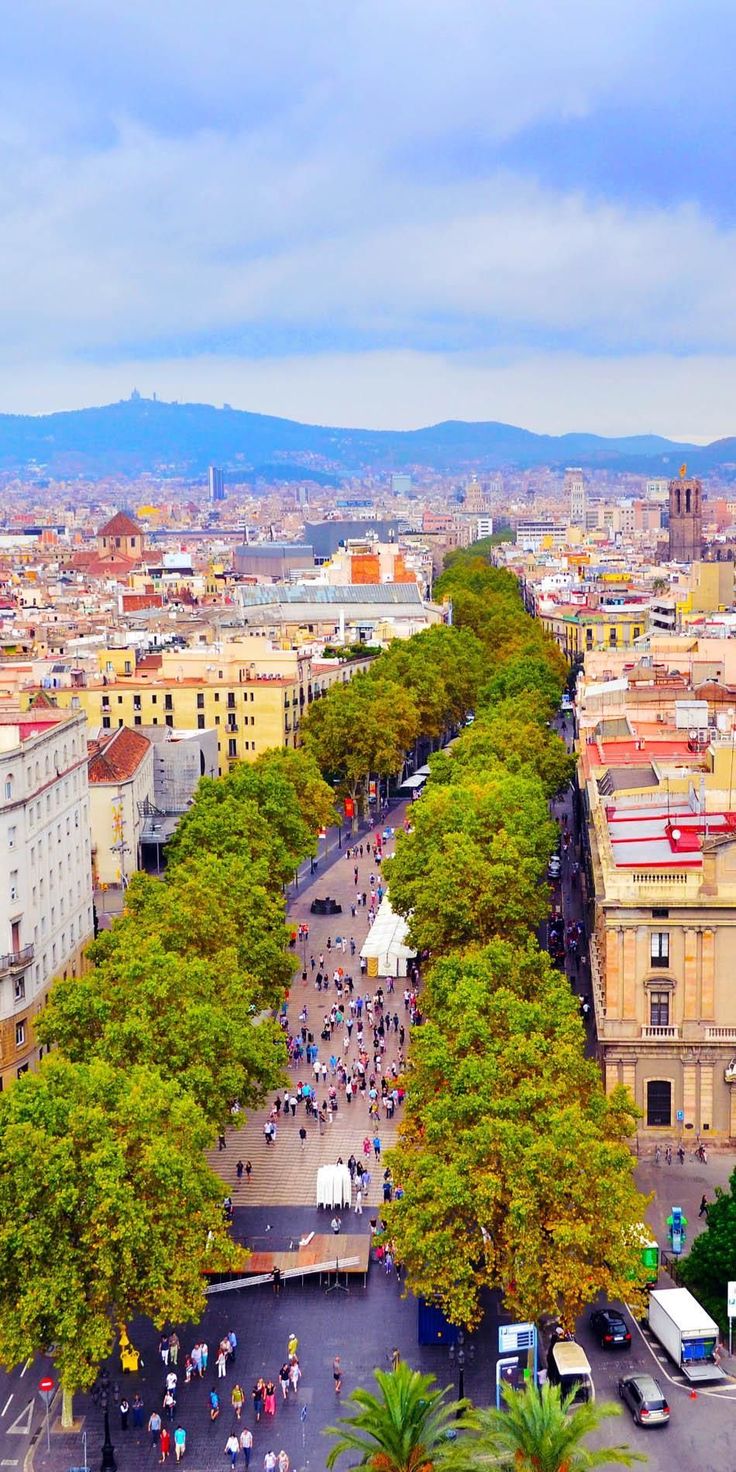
[648,1287,725,1383]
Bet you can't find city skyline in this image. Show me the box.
[1,1,735,437]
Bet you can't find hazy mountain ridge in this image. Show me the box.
[0,396,732,480]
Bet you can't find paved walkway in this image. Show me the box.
[206,805,415,1211]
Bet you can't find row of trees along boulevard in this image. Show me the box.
[303,547,651,1343]
[0,746,336,1426]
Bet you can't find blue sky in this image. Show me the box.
[1,0,735,436]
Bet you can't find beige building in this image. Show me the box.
[585,739,736,1141]
[87,727,154,887]
[33,637,373,776]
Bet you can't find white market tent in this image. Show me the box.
[360,894,416,978]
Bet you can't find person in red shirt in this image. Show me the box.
[159,1426,171,1463]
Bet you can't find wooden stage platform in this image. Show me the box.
[206,1233,372,1293]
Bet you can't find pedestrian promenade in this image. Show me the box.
[207,808,414,1210]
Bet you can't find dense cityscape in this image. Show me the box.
[2,3,736,1471]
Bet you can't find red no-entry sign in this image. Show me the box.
[39,1377,54,1393]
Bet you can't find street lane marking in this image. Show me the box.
[6,1402,33,1435]
[1,1397,12,1417]
[18,1363,30,1379]
[1,1458,19,1464]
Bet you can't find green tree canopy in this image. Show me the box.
[383,944,649,1328]
[380,625,486,739]
[430,700,575,799]
[385,773,555,955]
[303,673,419,818]
[36,935,285,1127]
[0,1057,237,1425]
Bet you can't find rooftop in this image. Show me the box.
[605,803,736,870]
[88,726,151,783]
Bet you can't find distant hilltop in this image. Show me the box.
[0,394,734,481]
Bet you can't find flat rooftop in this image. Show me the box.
[605,804,736,869]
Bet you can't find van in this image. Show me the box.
[548,1341,595,1405]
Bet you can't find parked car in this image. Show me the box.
[589,1309,632,1349]
[618,1374,670,1426]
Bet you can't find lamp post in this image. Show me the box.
[98,1382,117,1472]
[448,1330,474,1413]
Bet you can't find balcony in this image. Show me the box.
[0,945,34,977]
[706,1027,736,1042]
[641,1025,679,1039]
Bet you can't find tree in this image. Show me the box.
[166,752,335,884]
[380,626,487,739]
[382,944,649,1328]
[459,1382,642,1472]
[0,1058,237,1427]
[111,855,296,1005]
[480,650,567,720]
[431,701,575,799]
[325,1362,467,1471]
[385,774,555,955]
[303,674,419,824]
[680,1164,736,1327]
[36,935,286,1128]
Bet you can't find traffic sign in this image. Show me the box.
[727,1281,736,1317]
[38,1378,54,1394]
[498,1323,536,1353]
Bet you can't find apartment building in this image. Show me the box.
[0,705,93,1086]
[44,638,373,776]
[583,736,736,1141]
[538,602,649,661]
[87,726,154,886]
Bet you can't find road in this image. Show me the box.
[0,1353,58,1472]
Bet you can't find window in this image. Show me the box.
[650,992,670,1027]
[650,932,669,967]
[15,1021,25,1048]
[647,1079,672,1128]
[196,693,205,709]
[134,716,142,726]
[14,977,25,1002]
[16,1064,28,1078]
[102,715,111,729]
[164,694,173,711]
[165,715,174,728]
[4,775,13,799]
[8,825,16,848]
[9,870,18,902]
[117,695,123,705]
[197,714,206,730]
[228,738,237,758]
[133,695,141,711]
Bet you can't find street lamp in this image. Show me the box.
[448,1329,474,1412]
[98,1376,117,1472]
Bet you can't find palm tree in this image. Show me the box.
[325,1362,468,1471]
[456,1382,645,1472]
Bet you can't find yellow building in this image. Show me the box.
[585,740,736,1141]
[539,603,649,661]
[40,639,372,776]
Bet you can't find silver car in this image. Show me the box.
[618,1374,670,1426]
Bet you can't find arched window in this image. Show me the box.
[4,774,13,800]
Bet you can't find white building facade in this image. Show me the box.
[0,707,94,1087]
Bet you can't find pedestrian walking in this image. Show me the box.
[174,1426,186,1463]
[218,1133,227,1151]
[333,1356,342,1394]
[159,1335,171,1366]
[279,1363,290,1400]
[169,1332,180,1366]
[264,1380,276,1416]
[699,1194,709,1217]
[287,1332,299,1359]
[373,1134,381,1160]
[299,1125,307,1149]
[232,1384,245,1420]
[163,1390,176,1422]
[236,1160,244,1181]
[226,1433,241,1467]
[245,1160,253,1182]
[149,1411,162,1449]
[209,1389,220,1422]
[240,1428,253,1469]
[355,1189,362,1214]
[160,1426,172,1463]
[166,1371,178,1395]
[217,1349,228,1379]
[120,1398,130,1431]
[278,1452,290,1472]
[264,1454,277,1472]
[132,1394,144,1431]
[201,1342,209,1376]
[288,1360,301,1396]
[252,1380,265,1422]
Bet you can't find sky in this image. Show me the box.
[1,0,735,437]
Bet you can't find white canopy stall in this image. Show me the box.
[360,894,417,978]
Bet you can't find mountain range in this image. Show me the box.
[2,395,736,482]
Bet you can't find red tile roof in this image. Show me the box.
[97,512,141,538]
[87,726,151,783]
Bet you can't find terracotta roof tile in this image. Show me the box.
[87,726,151,783]
[97,512,141,538]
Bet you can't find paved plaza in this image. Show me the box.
[206,811,412,1212]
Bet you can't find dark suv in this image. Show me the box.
[589,1308,631,1349]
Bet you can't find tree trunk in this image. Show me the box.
[61,1385,74,1430]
